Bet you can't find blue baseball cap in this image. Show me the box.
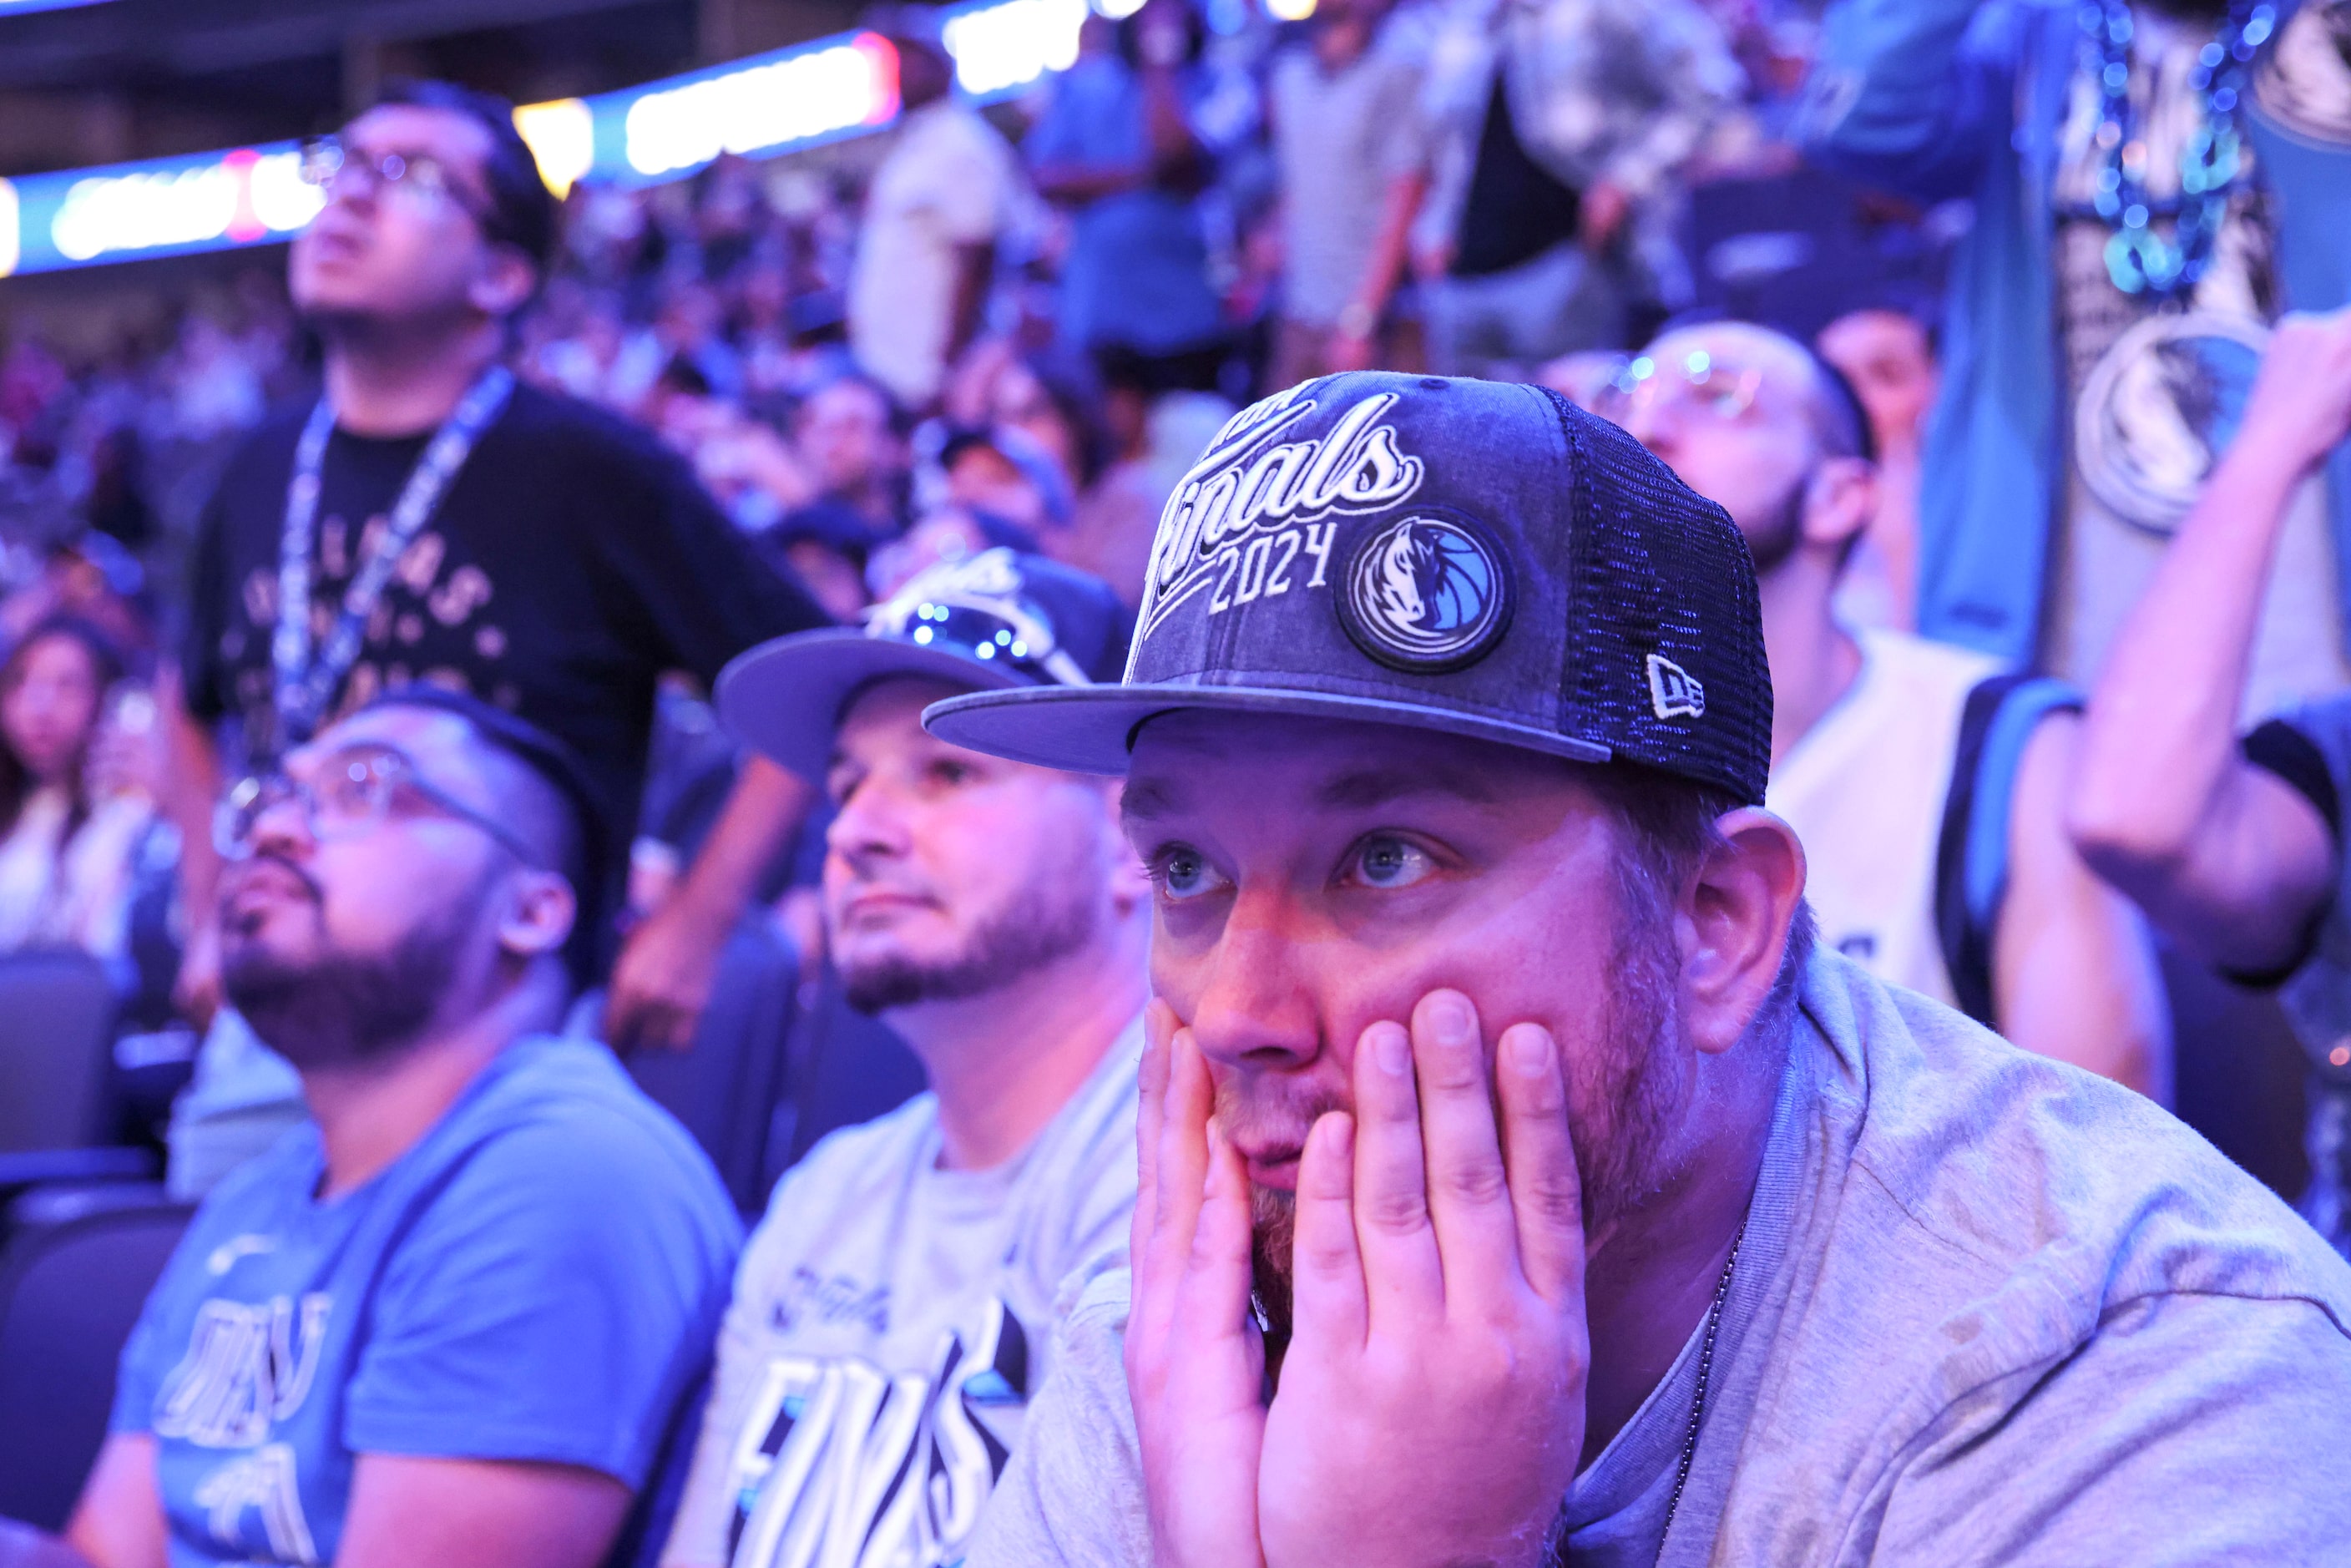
[922,373,1772,804]
[715,548,1134,781]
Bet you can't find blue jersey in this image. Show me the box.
[112,1036,741,1567]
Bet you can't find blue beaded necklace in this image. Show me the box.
[2075,0,2277,298]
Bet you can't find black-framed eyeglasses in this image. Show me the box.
[299,137,490,225]
[216,744,541,867]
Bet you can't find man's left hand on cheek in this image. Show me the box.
[1256,990,1589,1568]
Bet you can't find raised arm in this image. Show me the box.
[162,667,226,1024]
[2069,308,2351,974]
[1995,713,2171,1099]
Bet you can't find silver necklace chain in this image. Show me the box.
[1544,1216,1748,1566]
[1658,1217,1747,1546]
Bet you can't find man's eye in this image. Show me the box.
[1348,836,1435,891]
[926,759,975,789]
[1153,847,1231,903]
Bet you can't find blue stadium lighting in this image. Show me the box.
[0,0,1091,276]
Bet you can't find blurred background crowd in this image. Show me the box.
[0,0,2335,1295]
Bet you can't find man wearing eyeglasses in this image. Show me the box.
[0,690,741,1568]
[657,550,1147,1568]
[1607,320,2169,1095]
[168,78,829,1120]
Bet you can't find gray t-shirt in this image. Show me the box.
[661,1020,1140,1568]
[1268,13,1433,326]
[968,953,2351,1566]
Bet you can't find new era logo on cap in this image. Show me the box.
[1647,655,1706,721]
[924,373,1772,805]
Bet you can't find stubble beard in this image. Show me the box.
[224,867,486,1073]
[840,857,1105,1016]
[1741,476,1808,579]
[1244,889,1688,1347]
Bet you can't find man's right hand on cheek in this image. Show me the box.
[1130,1000,1272,1568]
[1130,994,1590,1568]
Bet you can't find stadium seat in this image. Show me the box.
[0,951,122,1155]
[0,1186,190,1530]
[624,920,801,1214]
[776,969,926,1178]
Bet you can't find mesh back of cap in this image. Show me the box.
[1544,387,1772,804]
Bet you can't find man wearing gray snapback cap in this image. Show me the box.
[932,375,2351,1566]
[660,550,1149,1568]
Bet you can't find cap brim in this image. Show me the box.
[716,630,1026,779]
[923,683,1614,776]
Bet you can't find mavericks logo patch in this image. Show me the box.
[1135,387,1424,649]
[1338,513,1511,673]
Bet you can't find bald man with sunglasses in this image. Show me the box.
[1608,321,2168,1096]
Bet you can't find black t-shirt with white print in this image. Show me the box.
[183,380,829,860]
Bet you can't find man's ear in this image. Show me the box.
[496,868,578,963]
[1802,455,1878,555]
[468,245,538,320]
[1676,808,1807,1055]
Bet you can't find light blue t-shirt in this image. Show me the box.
[1025,53,1226,357]
[112,1036,743,1567]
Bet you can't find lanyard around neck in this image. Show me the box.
[272,365,514,751]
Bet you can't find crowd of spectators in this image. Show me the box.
[0,0,1929,1015]
[0,0,1914,627]
[2,0,2351,1561]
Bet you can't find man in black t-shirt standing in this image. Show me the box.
[1395,0,1737,379]
[169,79,829,1065]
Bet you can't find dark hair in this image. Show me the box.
[368,78,559,275]
[1115,0,1206,69]
[1803,351,1878,466]
[1014,349,1114,487]
[804,369,913,439]
[888,33,957,108]
[358,685,610,990]
[656,354,715,400]
[0,616,123,848]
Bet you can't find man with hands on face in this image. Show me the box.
[929,373,2351,1565]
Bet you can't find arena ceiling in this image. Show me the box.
[0,0,720,169]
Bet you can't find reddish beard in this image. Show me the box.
[1237,891,1688,1356]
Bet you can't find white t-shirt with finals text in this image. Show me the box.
[661,1019,1141,1568]
[846,99,1026,409]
